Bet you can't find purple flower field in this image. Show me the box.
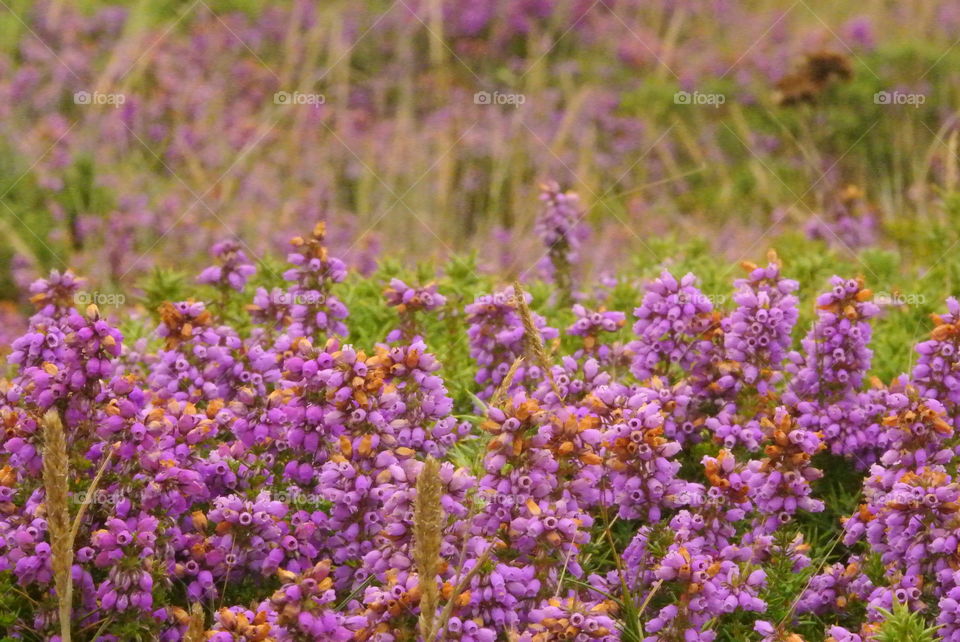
[2,2,960,641]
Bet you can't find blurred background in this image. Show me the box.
[0,0,958,312]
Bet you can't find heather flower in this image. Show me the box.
[535,181,586,300]
[875,386,953,471]
[938,578,960,639]
[276,222,350,339]
[383,278,446,341]
[197,239,257,292]
[646,546,766,641]
[742,408,825,533]
[465,287,558,400]
[150,300,249,402]
[207,606,277,641]
[726,257,799,395]
[785,276,879,462]
[787,276,877,399]
[629,270,717,381]
[628,376,701,445]
[383,278,446,312]
[3,219,954,640]
[705,409,764,451]
[264,560,362,639]
[532,354,627,411]
[912,297,960,425]
[566,304,627,366]
[754,620,806,642]
[92,514,161,614]
[805,185,877,250]
[603,396,688,521]
[27,269,86,319]
[797,557,874,616]
[247,286,294,330]
[670,450,753,550]
[843,466,960,589]
[521,595,619,640]
[456,553,543,631]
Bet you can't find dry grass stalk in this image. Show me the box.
[41,414,115,642]
[414,457,444,640]
[490,356,524,408]
[41,409,72,642]
[512,281,562,399]
[70,446,114,546]
[947,130,959,193]
[433,542,494,640]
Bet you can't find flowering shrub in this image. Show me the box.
[1,223,960,642]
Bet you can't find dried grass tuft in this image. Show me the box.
[42,409,72,642]
[512,281,562,399]
[414,456,444,639]
[183,602,207,642]
[490,356,524,408]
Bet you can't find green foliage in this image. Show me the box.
[0,574,21,641]
[139,267,189,319]
[873,599,941,642]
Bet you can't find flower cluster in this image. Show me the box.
[603,396,687,522]
[465,287,558,399]
[249,222,349,340]
[197,239,257,292]
[726,257,799,395]
[383,278,447,341]
[4,226,960,640]
[629,270,718,381]
[913,296,960,425]
[567,303,627,364]
[536,181,586,298]
[785,276,880,464]
[742,408,825,534]
[521,596,618,641]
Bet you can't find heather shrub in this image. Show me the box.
[0,216,957,641]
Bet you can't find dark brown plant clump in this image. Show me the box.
[774,50,853,106]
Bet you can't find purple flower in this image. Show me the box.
[197,239,256,292]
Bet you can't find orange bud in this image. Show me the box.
[191,511,208,531]
[526,498,542,515]
[358,435,374,457]
[580,452,602,466]
[340,435,353,457]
